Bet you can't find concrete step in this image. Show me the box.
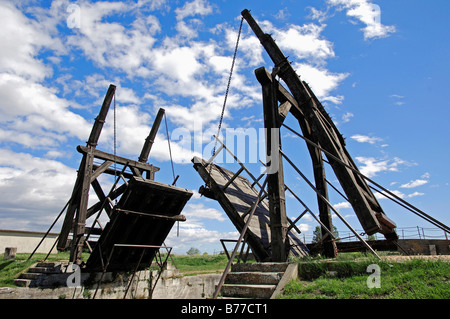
[19,273,42,280]
[36,262,58,268]
[231,262,289,273]
[220,284,276,299]
[14,279,32,287]
[27,266,60,274]
[225,272,282,285]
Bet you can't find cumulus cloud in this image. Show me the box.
[350,134,383,144]
[293,63,349,103]
[327,0,396,40]
[0,149,76,230]
[355,156,411,178]
[400,179,428,189]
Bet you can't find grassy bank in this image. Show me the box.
[280,256,450,299]
[170,254,229,275]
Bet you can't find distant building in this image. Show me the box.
[0,229,58,255]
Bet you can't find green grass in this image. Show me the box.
[170,254,229,275]
[279,258,450,299]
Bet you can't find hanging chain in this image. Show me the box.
[113,92,118,205]
[164,112,176,183]
[208,16,244,179]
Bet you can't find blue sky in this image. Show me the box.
[0,0,448,254]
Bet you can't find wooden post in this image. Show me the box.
[139,108,165,164]
[4,247,17,261]
[257,67,288,262]
[255,67,337,258]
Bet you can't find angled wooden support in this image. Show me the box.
[243,9,397,242]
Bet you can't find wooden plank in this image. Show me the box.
[193,157,309,260]
[86,177,192,271]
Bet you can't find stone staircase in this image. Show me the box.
[218,262,298,299]
[15,262,69,288]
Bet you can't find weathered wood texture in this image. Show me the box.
[260,69,290,262]
[86,177,192,271]
[193,157,308,261]
[242,9,397,240]
[55,97,166,266]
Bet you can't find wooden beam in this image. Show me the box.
[257,67,289,262]
[139,108,165,163]
[77,145,160,173]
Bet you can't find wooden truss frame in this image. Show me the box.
[241,10,399,256]
[48,85,165,265]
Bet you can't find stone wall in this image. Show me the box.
[0,265,221,299]
[0,229,58,254]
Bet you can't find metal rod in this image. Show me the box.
[114,209,186,222]
[287,209,308,233]
[172,175,180,185]
[28,199,70,261]
[280,150,381,260]
[123,248,147,299]
[213,134,266,192]
[284,184,335,240]
[222,166,245,191]
[213,176,269,299]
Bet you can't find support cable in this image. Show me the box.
[163,112,176,184]
[280,149,381,260]
[281,123,450,233]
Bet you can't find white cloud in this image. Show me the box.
[341,112,354,123]
[262,20,335,64]
[175,0,213,21]
[66,1,159,76]
[400,179,428,189]
[0,1,65,81]
[355,156,411,178]
[328,0,396,40]
[407,191,424,198]
[333,201,351,211]
[0,149,76,230]
[182,203,226,222]
[374,189,405,200]
[0,73,91,147]
[350,134,382,144]
[292,63,349,102]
